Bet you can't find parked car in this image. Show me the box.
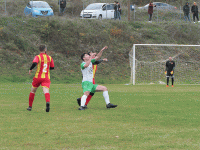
[80,3,115,19]
[138,2,177,10]
[24,1,54,17]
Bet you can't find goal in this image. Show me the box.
[129,44,200,85]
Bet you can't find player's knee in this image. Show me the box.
[103,86,108,91]
[84,91,90,96]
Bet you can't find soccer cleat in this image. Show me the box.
[172,85,174,87]
[46,102,50,112]
[166,85,169,87]
[27,106,32,111]
[83,105,88,109]
[78,106,85,110]
[77,98,81,106]
[106,103,118,108]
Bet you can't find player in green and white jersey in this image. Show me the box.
[79,46,117,110]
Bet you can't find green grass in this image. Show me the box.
[1,83,200,149]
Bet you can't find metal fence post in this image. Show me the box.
[134,4,135,21]
[157,6,158,23]
[82,3,84,19]
[5,0,6,14]
[59,0,60,14]
[106,2,107,19]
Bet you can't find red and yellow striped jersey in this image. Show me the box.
[92,64,97,84]
[32,53,54,79]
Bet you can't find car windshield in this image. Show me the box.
[85,4,102,10]
[31,2,50,8]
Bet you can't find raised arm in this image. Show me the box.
[94,46,108,61]
[93,58,108,65]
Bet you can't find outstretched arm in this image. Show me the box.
[94,46,108,61]
[93,58,108,65]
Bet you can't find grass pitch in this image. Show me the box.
[0,83,200,149]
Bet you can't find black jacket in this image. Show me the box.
[166,61,175,72]
[191,5,198,13]
[58,0,66,8]
[114,4,118,11]
[183,4,190,14]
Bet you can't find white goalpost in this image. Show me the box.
[129,44,200,85]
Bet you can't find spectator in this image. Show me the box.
[114,1,118,20]
[183,2,191,22]
[191,2,199,23]
[58,0,66,15]
[117,2,121,20]
[148,2,156,22]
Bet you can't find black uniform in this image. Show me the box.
[166,60,175,86]
[166,60,175,76]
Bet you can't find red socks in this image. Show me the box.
[45,93,50,103]
[29,93,35,107]
[29,93,50,107]
[85,94,92,106]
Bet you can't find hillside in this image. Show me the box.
[0,6,200,84]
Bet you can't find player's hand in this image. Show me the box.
[170,71,173,75]
[103,58,108,62]
[102,46,108,51]
[165,71,167,75]
[29,70,32,75]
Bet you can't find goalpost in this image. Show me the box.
[129,44,200,85]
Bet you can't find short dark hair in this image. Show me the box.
[39,44,46,52]
[81,53,86,61]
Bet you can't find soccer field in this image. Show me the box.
[0,83,200,149]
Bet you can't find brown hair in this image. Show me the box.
[39,44,46,52]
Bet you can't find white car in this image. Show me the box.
[80,3,115,19]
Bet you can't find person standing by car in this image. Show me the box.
[148,2,156,22]
[114,1,118,20]
[117,2,121,20]
[183,2,191,22]
[58,0,66,15]
[191,2,199,23]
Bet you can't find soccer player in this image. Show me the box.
[79,46,117,110]
[27,45,54,112]
[165,57,175,87]
[77,52,108,108]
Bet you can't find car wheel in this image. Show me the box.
[98,15,102,20]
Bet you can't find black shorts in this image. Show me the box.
[166,71,174,77]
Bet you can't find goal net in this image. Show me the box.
[129,44,200,85]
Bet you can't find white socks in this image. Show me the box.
[103,91,110,104]
[81,95,87,107]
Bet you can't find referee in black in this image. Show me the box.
[165,57,175,87]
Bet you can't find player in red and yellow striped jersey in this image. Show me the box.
[27,45,54,112]
[77,52,108,107]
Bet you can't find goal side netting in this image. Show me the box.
[129,44,200,85]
